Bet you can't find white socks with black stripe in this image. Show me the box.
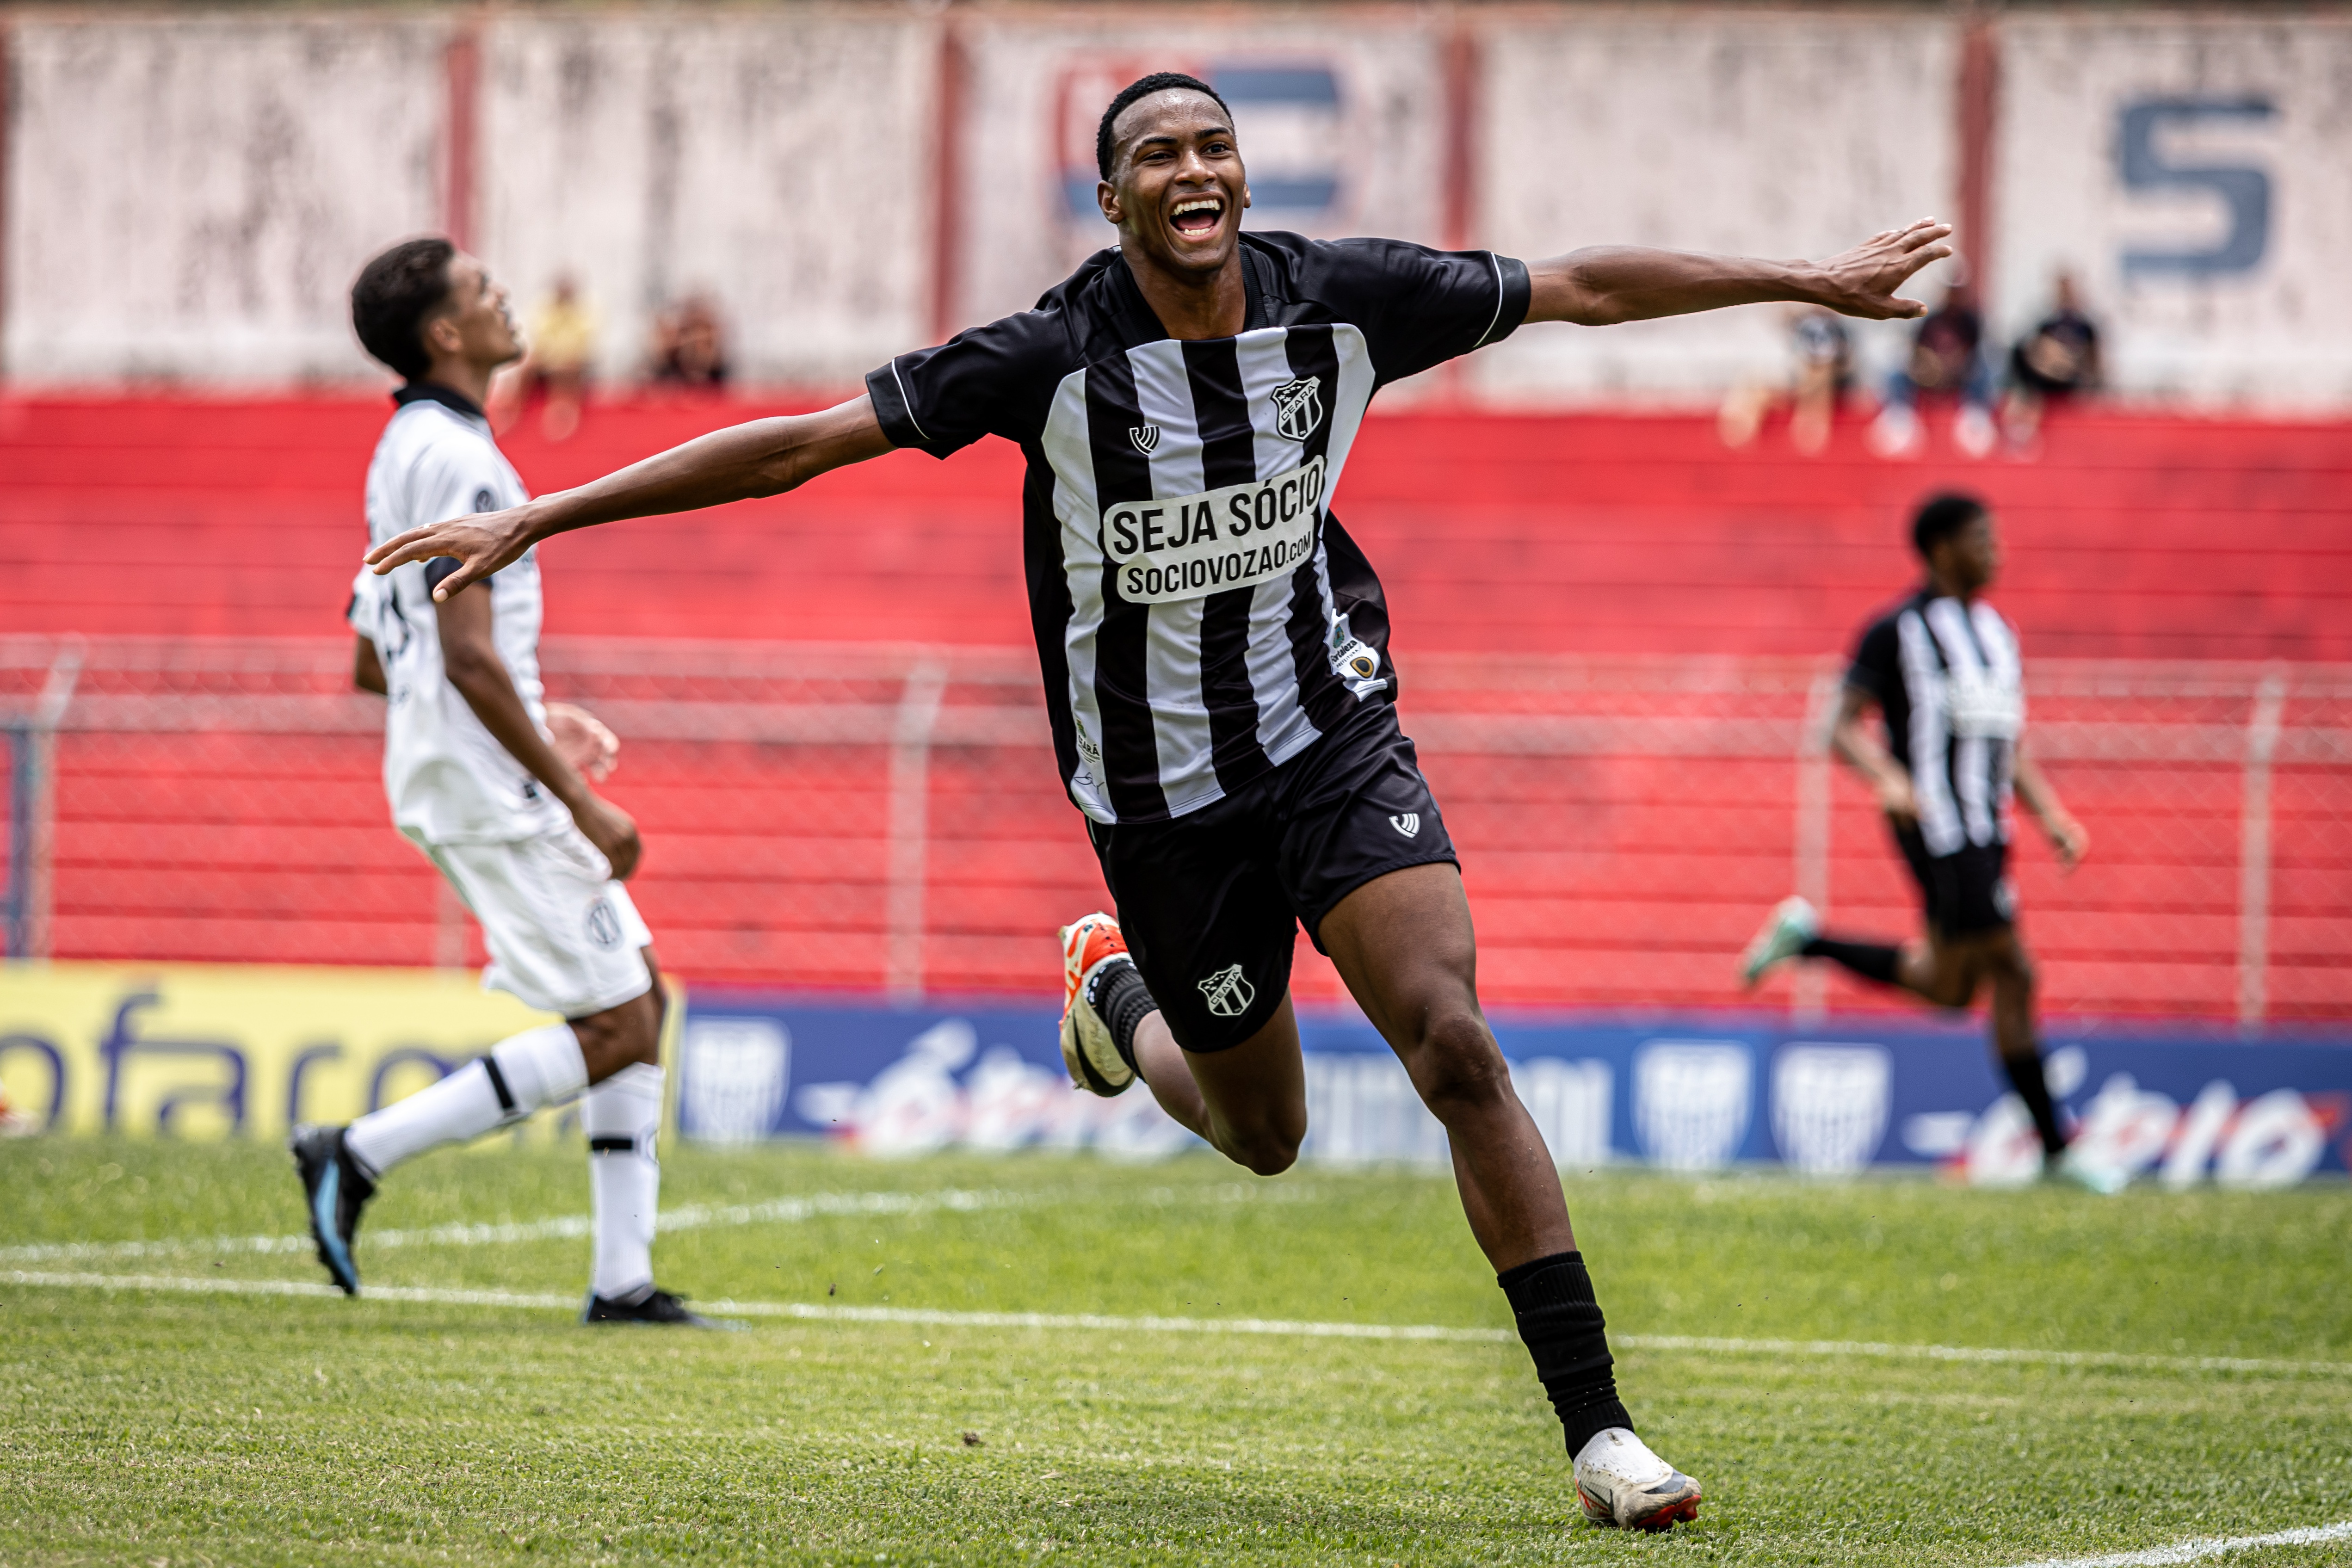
[344,1023,588,1179]
[582,1062,664,1303]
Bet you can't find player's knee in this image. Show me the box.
[1226,1130,1302,1177]
[572,986,661,1081]
[1403,1006,1511,1118]
[1218,1107,1305,1176]
[1925,975,1976,1010]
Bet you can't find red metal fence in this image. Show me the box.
[6,636,2346,1025]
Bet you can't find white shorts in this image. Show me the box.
[414,823,654,1019]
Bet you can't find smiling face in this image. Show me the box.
[1097,88,1250,280]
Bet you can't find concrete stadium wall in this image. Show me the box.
[1467,10,1959,404]
[1992,14,2352,409]
[4,16,450,383]
[479,12,936,387]
[3,6,2347,407]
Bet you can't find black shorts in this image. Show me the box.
[1894,825,2016,938]
[1086,699,1457,1053]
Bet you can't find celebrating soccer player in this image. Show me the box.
[365,74,1954,1527]
[291,238,714,1326]
[1742,491,2100,1187]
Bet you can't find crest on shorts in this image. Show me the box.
[1198,963,1256,1019]
[586,897,624,951]
[1129,425,1161,455]
[1270,377,1324,443]
[1389,812,1421,839]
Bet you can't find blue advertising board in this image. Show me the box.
[675,993,2352,1189]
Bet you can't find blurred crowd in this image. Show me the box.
[488,273,734,442]
[1720,267,2103,460]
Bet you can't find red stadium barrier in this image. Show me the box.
[4,395,2347,659]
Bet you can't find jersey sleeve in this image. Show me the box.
[1307,238,1531,386]
[1846,615,1901,706]
[866,312,1066,459]
[346,568,383,640]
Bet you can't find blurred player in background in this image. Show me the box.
[364,74,1958,1529]
[1742,492,2102,1185]
[290,236,713,1325]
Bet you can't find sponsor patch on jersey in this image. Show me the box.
[1129,425,1161,455]
[586,897,624,951]
[1102,456,1325,605]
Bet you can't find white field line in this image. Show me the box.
[6,1271,2352,1381]
[0,1186,1025,1266]
[1611,1333,2352,1380]
[2000,1519,2352,1567]
[0,1178,1320,1267]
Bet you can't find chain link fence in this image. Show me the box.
[4,636,2346,1025]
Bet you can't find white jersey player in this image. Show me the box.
[291,236,710,1326]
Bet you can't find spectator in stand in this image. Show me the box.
[524,273,599,442]
[2000,271,2102,451]
[1870,276,1994,460]
[1719,305,1853,455]
[648,292,731,391]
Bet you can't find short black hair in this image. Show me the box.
[352,237,457,381]
[1097,72,1233,180]
[1912,491,1989,559]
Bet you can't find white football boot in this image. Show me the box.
[1573,1427,1704,1531]
[1058,912,1138,1096]
[1738,895,1820,989]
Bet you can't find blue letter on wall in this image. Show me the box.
[2118,98,2276,278]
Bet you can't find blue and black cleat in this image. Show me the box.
[289,1124,376,1296]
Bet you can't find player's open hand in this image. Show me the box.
[1810,219,1954,320]
[573,791,643,882]
[365,503,538,600]
[1874,772,1920,825]
[546,703,620,781]
[2045,814,2090,871]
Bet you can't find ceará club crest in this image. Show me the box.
[1271,377,1324,443]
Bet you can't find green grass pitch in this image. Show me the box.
[3,1137,2350,1566]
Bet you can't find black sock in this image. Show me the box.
[2001,1050,2069,1157]
[1087,960,1157,1071]
[1798,936,1902,986]
[1498,1251,1633,1458]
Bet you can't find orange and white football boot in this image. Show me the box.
[1058,912,1140,1096]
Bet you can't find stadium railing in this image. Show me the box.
[2,635,2345,1026]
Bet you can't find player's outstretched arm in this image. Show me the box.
[1526,218,1954,327]
[366,394,895,602]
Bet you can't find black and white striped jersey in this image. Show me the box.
[1847,589,2026,856]
[867,231,1529,824]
